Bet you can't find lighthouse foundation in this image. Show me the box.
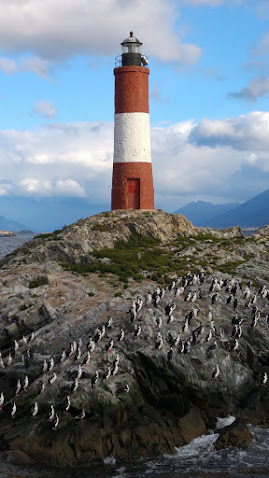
[111,162,154,210]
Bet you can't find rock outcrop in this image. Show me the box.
[0,210,268,468]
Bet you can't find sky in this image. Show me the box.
[0,0,269,231]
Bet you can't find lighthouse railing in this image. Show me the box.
[114,55,148,67]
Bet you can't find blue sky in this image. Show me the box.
[0,0,269,231]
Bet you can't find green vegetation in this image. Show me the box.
[28,275,49,289]
[87,291,95,297]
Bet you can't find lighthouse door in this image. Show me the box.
[127,179,140,209]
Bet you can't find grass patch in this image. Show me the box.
[28,275,49,289]
[87,292,95,297]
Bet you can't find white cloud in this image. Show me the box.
[0,57,17,74]
[0,55,52,78]
[182,0,242,6]
[228,77,269,102]
[33,101,57,119]
[0,0,201,65]
[0,112,269,208]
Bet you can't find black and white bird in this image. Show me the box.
[106,316,113,328]
[118,328,125,341]
[82,351,91,366]
[48,404,55,422]
[75,409,85,421]
[31,401,39,417]
[52,414,59,431]
[167,347,174,362]
[11,401,16,419]
[64,395,71,415]
[91,371,99,388]
[71,378,79,394]
[103,366,111,380]
[48,372,57,387]
[0,392,4,410]
[134,325,141,338]
[23,375,29,392]
[15,379,21,397]
[211,364,220,381]
[261,371,268,386]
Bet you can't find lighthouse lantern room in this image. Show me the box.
[111,32,155,211]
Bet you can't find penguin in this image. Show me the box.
[6,353,13,367]
[23,375,29,392]
[117,328,125,342]
[155,335,163,351]
[76,364,83,381]
[0,392,4,410]
[52,414,59,431]
[31,401,39,418]
[211,293,218,305]
[74,347,82,362]
[103,366,111,380]
[48,356,54,372]
[64,395,71,415]
[71,378,79,394]
[11,401,16,419]
[60,349,66,365]
[261,371,268,386]
[87,339,96,353]
[15,379,21,397]
[106,316,113,328]
[48,372,57,387]
[111,362,119,378]
[82,351,91,366]
[134,325,141,338]
[91,371,99,388]
[38,381,45,394]
[167,347,173,362]
[75,409,85,421]
[211,364,220,381]
[105,338,114,353]
[124,383,130,393]
[42,359,48,373]
[94,329,102,343]
[48,404,55,422]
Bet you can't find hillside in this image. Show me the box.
[0,215,31,232]
[208,188,269,228]
[0,210,268,468]
[174,201,239,226]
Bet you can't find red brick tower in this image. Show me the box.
[111,32,155,210]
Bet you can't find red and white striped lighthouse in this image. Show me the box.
[111,32,155,210]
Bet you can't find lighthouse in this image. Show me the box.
[111,32,155,210]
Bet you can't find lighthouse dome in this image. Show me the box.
[121,32,143,66]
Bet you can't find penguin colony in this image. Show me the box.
[0,271,268,432]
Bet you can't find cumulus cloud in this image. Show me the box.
[1,111,269,210]
[33,101,57,119]
[189,112,269,150]
[0,0,201,65]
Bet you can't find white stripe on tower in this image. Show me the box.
[114,112,151,163]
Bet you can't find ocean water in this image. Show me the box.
[0,232,36,259]
[0,422,269,477]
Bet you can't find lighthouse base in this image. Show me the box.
[111,162,154,210]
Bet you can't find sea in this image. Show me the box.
[1,234,269,477]
[0,421,269,477]
[0,231,36,260]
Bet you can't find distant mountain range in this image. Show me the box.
[174,201,239,227]
[0,215,31,232]
[174,188,269,228]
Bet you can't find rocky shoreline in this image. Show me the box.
[0,210,268,467]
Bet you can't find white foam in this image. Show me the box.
[164,433,219,460]
[103,456,116,465]
[215,416,236,430]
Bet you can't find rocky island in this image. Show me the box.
[0,231,15,237]
[0,209,268,469]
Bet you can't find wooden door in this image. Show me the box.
[127,179,140,209]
